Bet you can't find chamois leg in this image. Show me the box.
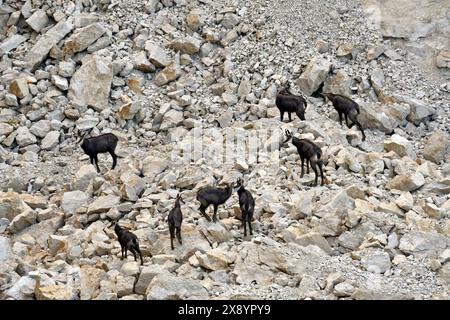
[137,247,143,265]
[349,111,361,129]
[348,112,365,141]
[353,118,366,141]
[129,246,138,262]
[212,205,218,222]
[124,246,128,259]
[280,111,285,122]
[176,227,182,245]
[318,160,325,186]
[338,111,343,126]
[296,110,305,121]
[109,150,117,170]
[306,159,310,174]
[344,114,352,128]
[242,213,247,236]
[199,204,211,221]
[347,108,359,127]
[348,117,356,128]
[288,112,293,122]
[120,245,124,260]
[358,122,366,141]
[311,160,319,186]
[300,156,305,178]
[131,244,143,265]
[169,226,175,250]
[248,217,253,235]
[94,154,100,173]
[90,156,94,165]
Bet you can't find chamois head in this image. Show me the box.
[320,92,334,102]
[111,219,121,234]
[175,193,184,204]
[284,129,293,142]
[76,128,93,147]
[234,177,244,189]
[279,82,292,95]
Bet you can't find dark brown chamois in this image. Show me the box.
[80,133,119,173]
[281,129,326,186]
[196,183,233,222]
[168,193,183,250]
[235,178,255,237]
[113,220,144,265]
[321,92,366,141]
[275,83,308,122]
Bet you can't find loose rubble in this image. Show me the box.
[0,0,448,301]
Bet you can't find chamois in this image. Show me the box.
[113,220,144,265]
[80,133,119,173]
[168,193,183,250]
[275,83,308,122]
[196,183,233,222]
[280,129,326,186]
[321,92,366,141]
[235,178,255,237]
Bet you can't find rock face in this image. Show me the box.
[196,247,237,271]
[387,172,425,192]
[168,36,202,54]
[0,0,449,302]
[63,23,106,55]
[142,156,168,181]
[145,42,171,67]
[133,51,155,73]
[358,103,395,133]
[35,285,73,300]
[80,266,105,300]
[436,51,450,69]
[399,231,448,257]
[384,134,416,160]
[41,131,60,150]
[334,282,355,297]
[87,195,120,214]
[15,127,36,147]
[61,191,89,214]
[186,9,204,31]
[135,265,166,295]
[422,131,449,164]
[26,10,49,33]
[68,55,113,111]
[322,69,351,96]
[146,272,209,299]
[154,58,181,86]
[117,101,141,120]
[8,208,37,233]
[296,57,332,95]
[395,192,414,211]
[24,19,74,70]
[0,35,27,55]
[74,165,97,191]
[0,193,31,221]
[361,0,450,77]
[362,251,391,274]
[288,231,333,254]
[119,172,145,201]
[9,78,29,98]
[0,236,13,262]
[395,96,435,126]
[0,123,14,136]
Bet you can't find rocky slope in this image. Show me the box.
[0,0,449,300]
[361,0,450,81]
